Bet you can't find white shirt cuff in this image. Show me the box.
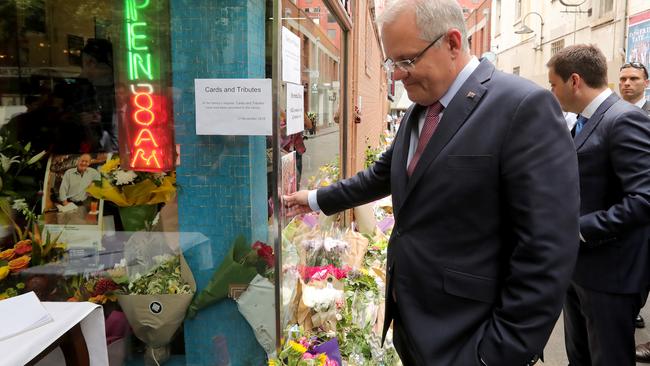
[579,232,586,242]
[307,190,321,212]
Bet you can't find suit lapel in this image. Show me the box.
[404,60,491,198]
[574,93,619,150]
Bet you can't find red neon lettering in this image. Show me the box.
[134,128,159,147]
[132,92,155,126]
[131,149,161,168]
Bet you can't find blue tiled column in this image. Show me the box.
[170,0,268,364]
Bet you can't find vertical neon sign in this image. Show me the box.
[122,0,172,171]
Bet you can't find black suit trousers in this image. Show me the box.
[564,282,641,366]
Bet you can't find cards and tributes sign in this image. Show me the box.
[194,79,272,136]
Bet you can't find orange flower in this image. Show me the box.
[8,255,30,272]
[88,294,116,304]
[14,240,32,256]
[0,266,9,280]
[67,297,80,302]
[0,248,15,261]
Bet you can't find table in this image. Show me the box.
[0,302,108,366]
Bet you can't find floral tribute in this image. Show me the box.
[269,334,339,366]
[187,236,274,318]
[86,156,175,207]
[276,128,403,365]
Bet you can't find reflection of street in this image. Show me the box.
[301,126,340,188]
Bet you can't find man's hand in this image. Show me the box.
[283,190,313,216]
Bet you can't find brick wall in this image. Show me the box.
[170,0,267,364]
[351,0,388,173]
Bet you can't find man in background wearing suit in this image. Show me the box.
[547,45,650,366]
[619,62,650,116]
[285,1,580,364]
[620,61,650,361]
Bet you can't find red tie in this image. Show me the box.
[407,102,444,176]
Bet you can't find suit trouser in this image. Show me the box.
[563,282,641,366]
[392,299,422,366]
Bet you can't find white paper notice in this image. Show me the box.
[286,83,305,135]
[282,27,301,84]
[195,79,272,135]
[0,292,53,341]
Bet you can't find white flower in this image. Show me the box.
[113,170,138,185]
[11,198,28,211]
[302,239,323,252]
[302,285,344,309]
[0,154,20,173]
[323,238,347,252]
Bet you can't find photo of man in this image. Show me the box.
[59,153,100,207]
[43,153,107,226]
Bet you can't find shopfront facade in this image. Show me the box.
[0,0,367,364]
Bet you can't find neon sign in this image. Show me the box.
[122,0,172,171]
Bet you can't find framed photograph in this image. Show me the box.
[42,153,108,250]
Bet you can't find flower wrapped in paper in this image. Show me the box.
[294,272,345,335]
[236,274,276,358]
[111,232,196,364]
[86,156,176,232]
[187,236,274,318]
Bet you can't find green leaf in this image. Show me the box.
[0,260,7,267]
[27,150,46,165]
[24,142,30,152]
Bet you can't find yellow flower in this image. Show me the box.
[268,360,277,366]
[289,340,307,354]
[0,266,9,280]
[0,248,15,261]
[0,293,8,300]
[317,353,327,366]
[100,158,120,173]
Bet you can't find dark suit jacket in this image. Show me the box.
[643,100,650,115]
[316,60,580,365]
[573,93,650,294]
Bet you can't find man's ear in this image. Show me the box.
[446,29,463,54]
[570,73,581,89]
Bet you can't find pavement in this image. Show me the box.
[540,304,650,365]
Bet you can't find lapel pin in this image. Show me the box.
[466,91,476,99]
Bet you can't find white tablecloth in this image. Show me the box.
[0,301,108,366]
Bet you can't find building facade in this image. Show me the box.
[491,0,639,89]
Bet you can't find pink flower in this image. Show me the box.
[302,353,315,359]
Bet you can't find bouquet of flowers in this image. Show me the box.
[269,334,340,366]
[86,156,176,231]
[0,199,66,300]
[110,233,196,365]
[300,237,348,268]
[66,275,120,304]
[187,236,274,318]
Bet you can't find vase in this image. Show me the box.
[118,204,158,232]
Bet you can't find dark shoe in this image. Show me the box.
[636,342,650,363]
[637,314,646,328]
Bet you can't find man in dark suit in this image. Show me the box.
[620,61,650,361]
[619,62,650,116]
[284,1,580,365]
[547,45,650,366]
